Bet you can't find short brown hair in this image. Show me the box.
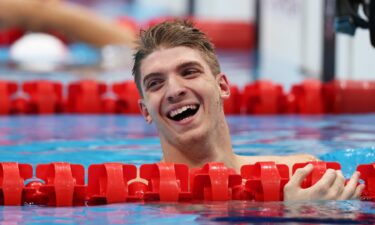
[132,20,221,97]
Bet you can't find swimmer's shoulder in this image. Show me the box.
[238,153,319,169]
[283,153,320,163]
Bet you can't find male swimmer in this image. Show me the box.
[132,20,364,201]
[1,1,364,200]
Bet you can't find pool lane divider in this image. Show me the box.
[0,161,374,206]
[87,163,137,204]
[1,79,375,115]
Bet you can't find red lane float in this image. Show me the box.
[140,163,191,201]
[241,162,289,201]
[242,80,285,114]
[0,162,32,205]
[11,98,29,114]
[102,98,117,114]
[67,80,107,113]
[190,162,242,201]
[224,85,241,115]
[0,81,17,115]
[0,161,374,206]
[23,80,63,114]
[195,20,255,50]
[323,80,375,114]
[288,79,324,114]
[33,163,86,206]
[113,81,140,114]
[292,162,341,188]
[87,163,137,204]
[0,27,24,46]
[146,17,254,50]
[357,163,375,201]
[2,79,375,115]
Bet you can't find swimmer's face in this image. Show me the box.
[138,46,230,146]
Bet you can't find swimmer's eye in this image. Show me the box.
[145,79,163,91]
[181,68,200,77]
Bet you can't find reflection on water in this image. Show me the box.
[1,201,374,225]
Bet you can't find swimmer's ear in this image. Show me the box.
[217,73,230,99]
[138,99,153,124]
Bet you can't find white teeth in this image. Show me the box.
[169,105,197,118]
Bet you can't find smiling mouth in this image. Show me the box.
[167,104,200,121]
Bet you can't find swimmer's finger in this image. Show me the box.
[339,171,360,200]
[351,184,365,200]
[311,168,337,191]
[326,170,345,199]
[284,164,315,201]
[288,164,314,187]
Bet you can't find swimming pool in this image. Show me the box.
[0,114,374,224]
[1,30,374,224]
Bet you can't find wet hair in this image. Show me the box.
[132,20,221,97]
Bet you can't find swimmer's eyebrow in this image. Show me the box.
[176,61,204,72]
[142,61,204,86]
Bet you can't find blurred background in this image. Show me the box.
[0,0,374,115]
[0,0,373,84]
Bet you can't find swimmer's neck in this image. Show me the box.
[159,118,241,170]
[160,153,319,174]
[160,144,242,172]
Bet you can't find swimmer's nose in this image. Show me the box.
[166,77,187,103]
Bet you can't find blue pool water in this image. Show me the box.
[0,114,375,224]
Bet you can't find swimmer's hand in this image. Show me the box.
[283,164,365,201]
